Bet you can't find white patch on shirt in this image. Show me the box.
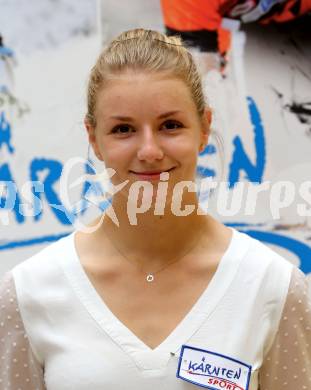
[176,345,252,390]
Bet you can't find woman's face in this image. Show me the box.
[86,71,210,202]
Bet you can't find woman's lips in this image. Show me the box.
[130,167,174,180]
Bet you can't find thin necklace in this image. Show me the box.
[105,229,204,283]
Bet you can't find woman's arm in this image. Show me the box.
[0,271,46,389]
[259,266,311,389]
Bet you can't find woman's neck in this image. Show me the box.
[94,194,213,266]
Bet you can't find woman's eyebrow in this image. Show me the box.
[109,110,181,121]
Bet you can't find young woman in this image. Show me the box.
[0,28,310,390]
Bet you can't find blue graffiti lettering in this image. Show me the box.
[0,111,14,154]
[0,163,24,223]
[197,143,216,178]
[19,181,44,218]
[229,97,266,188]
[241,229,311,275]
[79,159,110,215]
[30,158,73,225]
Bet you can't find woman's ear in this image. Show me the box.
[199,107,212,152]
[205,106,212,129]
[84,118,104,161]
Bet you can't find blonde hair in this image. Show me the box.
[86,28,207,127]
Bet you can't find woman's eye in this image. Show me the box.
[110,121,182,135]
[161,120,182,131]
[111,125,133,135]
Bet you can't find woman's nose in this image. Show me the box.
[136,129,164,163]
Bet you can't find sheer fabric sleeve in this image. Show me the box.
[259,266,311,390]
[0,271,46,389]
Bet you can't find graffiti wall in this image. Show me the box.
[0,0,101,275]
[197,19,311,278]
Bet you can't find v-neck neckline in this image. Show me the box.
[57,227,250,371]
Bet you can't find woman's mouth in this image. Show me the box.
[129,167,175,181]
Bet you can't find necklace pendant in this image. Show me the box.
[146,274,154,282]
